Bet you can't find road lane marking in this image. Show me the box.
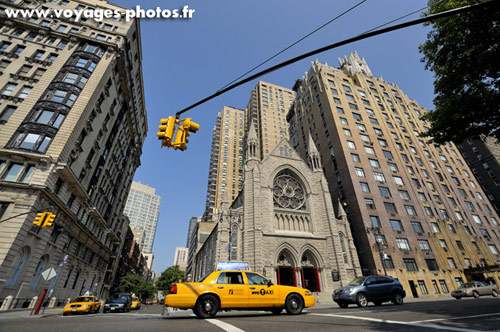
[310,313,482,332]
[205,319,246,332]
[410,312,500,323]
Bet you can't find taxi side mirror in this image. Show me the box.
[268,280,273,287]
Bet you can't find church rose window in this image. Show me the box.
[273,173,306,210]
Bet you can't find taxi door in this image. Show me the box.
[213,271,248,308]
[245,272,280,307]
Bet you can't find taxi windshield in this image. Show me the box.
[72,297,93,303]
[347,277,366,286]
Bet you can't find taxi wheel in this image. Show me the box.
[285,294,304,315]
[195,295,219,319]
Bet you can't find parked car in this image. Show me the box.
[451,281,499,299]
[103,293,132,313]
[165,270,315,318]
[144,298,153,305]
[333,275,406,308]
[63,296,101,316]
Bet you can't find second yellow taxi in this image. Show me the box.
[131,297,141,310]
[165,270,315,318]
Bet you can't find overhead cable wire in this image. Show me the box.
[176,0,496,118]
[216,0,368,92]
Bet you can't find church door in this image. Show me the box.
[301,267,321,292]
[277,266,296,286]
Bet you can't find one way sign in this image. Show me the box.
[41,267,57,281]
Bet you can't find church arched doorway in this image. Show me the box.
[300,250,321,292]
[276,249,297,287]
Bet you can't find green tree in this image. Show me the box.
[156,266,185,293]
[418,0,500,144]
[138,281,157,299]
[118,274,143,294]
[118,274,156,299]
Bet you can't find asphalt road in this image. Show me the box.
[1,298,499,332]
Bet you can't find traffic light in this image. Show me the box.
[33,212,47,227]
[157,116,176,148]
[172,118,200,151]
[42,213,56,228]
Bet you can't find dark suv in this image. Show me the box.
[333,275,406,308]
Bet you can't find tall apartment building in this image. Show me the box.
[203,106,245,221]
[185,216,215,279]
[287,53,500,297]
[123,181,161,253]
[245,81,295,160]
[456,137,500,214]
[0,0,147,305]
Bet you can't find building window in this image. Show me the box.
[396,238,411,250]
[411,222,423,233]
[5,246,30,287]
[419,240,432,252]
[374,172,386,183]
[384,202,397,214]
[432,280,440,294]
[382,255,394,269]
[370,215,380,229]
[1,83,17,96]
[13,133,52,152]
[439,239,449,251]
[365,198,375,209]
[418,280,428,294]
[0,105,16,123]
[379,186,391,197]
[360,182,370,193]
[390,219,403,232]
[439,280,449,293]
[404,258,418,271]
[355,167,365,177]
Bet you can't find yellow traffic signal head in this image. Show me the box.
[157,116,177,148]
[183,118,200,133]
[33,212,46,227]
[42,213,56,228]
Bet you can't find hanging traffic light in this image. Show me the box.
[33,212,47,227]
[157,116,176,148]
[42,213,56,228]
[158,117,200,151]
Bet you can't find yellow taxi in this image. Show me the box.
[165,270,315,318]
[131,297,141,310]
[63,296,101,316]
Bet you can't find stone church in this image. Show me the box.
[195,124,361,301]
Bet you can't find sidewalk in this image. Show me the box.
[0,307,62,319]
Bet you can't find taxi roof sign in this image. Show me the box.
[217,261,250,271]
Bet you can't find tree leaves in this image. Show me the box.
[419,0,500,144]
[156,266,186,293]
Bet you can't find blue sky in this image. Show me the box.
[112,0,436,274]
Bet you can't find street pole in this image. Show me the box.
[373,228,387,276]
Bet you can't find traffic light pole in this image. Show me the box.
[0,207,52,224]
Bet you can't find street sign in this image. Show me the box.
[41,267,57,281]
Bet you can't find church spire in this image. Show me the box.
[307,132,321,171]
[337,199,347,218]
[247,121,259,160]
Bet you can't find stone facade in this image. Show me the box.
[195,123,361,302]
[0,0,146,308]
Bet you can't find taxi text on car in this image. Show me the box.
[164,270,315,318]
